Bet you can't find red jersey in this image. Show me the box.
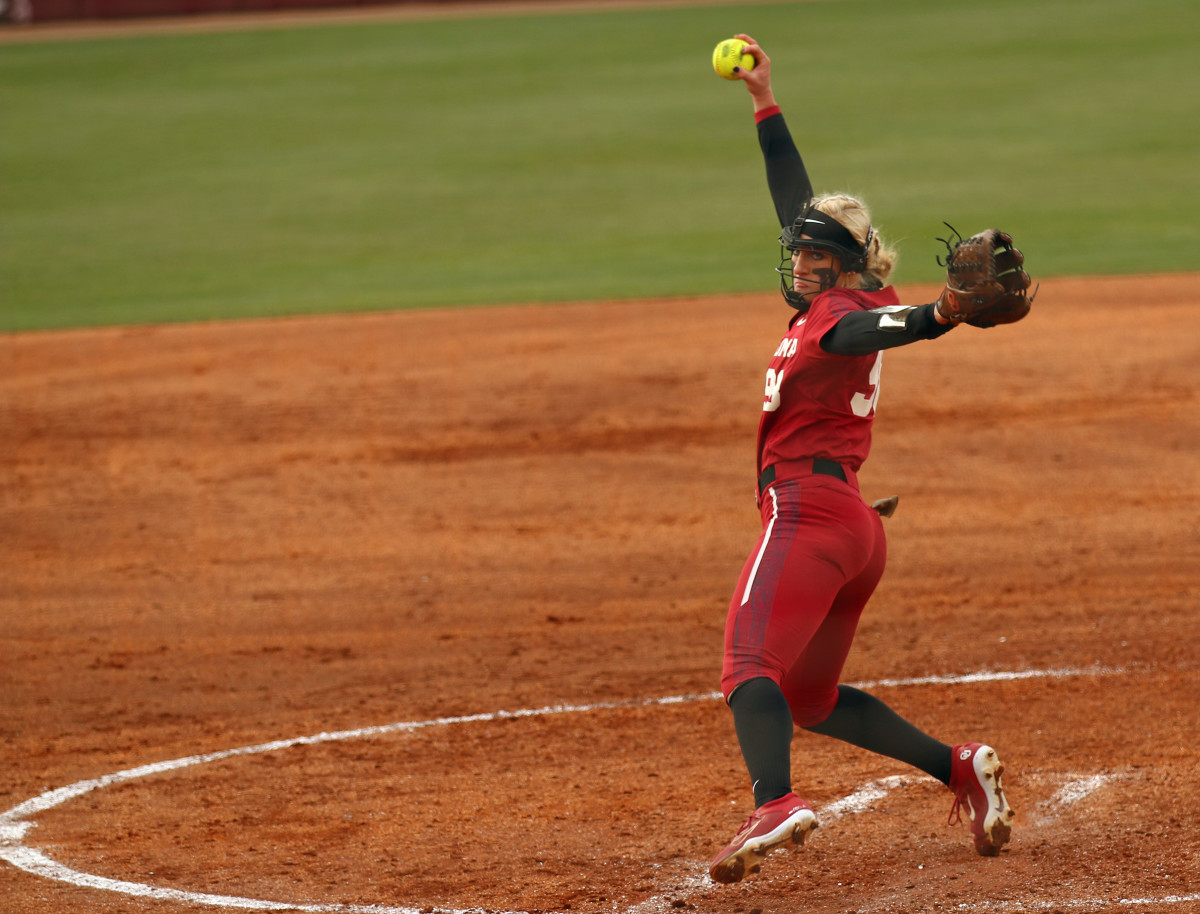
[757,285,900,474]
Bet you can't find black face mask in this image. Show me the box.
[775,205,872,310]
[775,247,841,311]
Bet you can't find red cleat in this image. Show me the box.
[709,792,818,884]
[949,742,1015,856]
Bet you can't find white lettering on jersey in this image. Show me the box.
[849,351,883,417]
[773,338,799,358]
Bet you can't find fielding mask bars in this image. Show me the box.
[776,205,872,308]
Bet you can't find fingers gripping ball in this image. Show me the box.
[713,38,754,80]
[937,227,1035,328]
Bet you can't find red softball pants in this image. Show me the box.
[721,471,887,727]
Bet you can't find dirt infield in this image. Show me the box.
[2,274,1199,913]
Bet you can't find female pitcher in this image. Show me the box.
[709,35,1017,885]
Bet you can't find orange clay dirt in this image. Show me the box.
[2,274,1199,914]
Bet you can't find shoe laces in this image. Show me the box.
[730,812,759,843]
[947,786,972,827]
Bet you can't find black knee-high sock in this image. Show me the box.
[803,685,953,785]
[729,677,794,808]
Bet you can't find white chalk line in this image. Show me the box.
[0,664,1168,914]
[945,894,1200,912]
[1029,771,1133,826]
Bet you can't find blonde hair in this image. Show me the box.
[812,193,898,288]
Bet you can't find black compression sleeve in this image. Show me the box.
[729,677,795,807]
[804,686,953,785]
[820,303,956,357]
[757,112,813,229]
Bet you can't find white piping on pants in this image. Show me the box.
[741,486,779,607]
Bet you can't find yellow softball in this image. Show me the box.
[712,38,754,81]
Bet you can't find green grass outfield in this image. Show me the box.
[2,0,1197,331]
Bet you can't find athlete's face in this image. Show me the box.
[791,245,842,302]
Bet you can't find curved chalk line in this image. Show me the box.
[0,665,1160,913]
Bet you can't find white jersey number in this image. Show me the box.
[849,352,883,418]
[763,368,784,412]
[764,352,882,416]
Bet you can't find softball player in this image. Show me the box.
[709,36,1016,885]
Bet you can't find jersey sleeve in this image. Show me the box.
[798,290,864,358]
[756,108,813,230]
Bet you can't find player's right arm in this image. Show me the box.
[735,35,814,228]
[757,107,812,230]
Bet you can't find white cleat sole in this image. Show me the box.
[973,747,1015,856]
[710,810,818,884]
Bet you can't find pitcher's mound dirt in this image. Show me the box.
[2,273,1198,913]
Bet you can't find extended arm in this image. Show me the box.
[821,304,956,356]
